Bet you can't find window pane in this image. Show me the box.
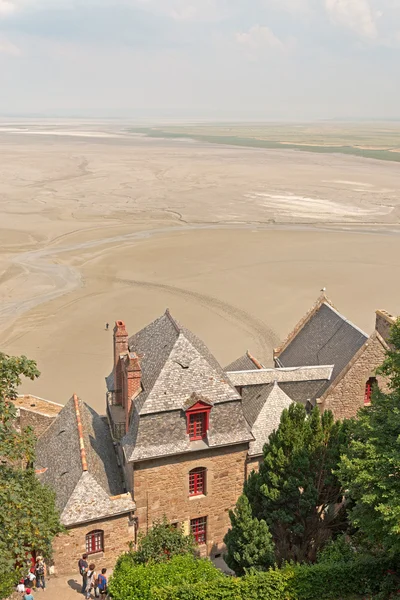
[190,516,207,544]
[189,468,205,495]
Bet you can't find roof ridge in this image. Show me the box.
[246,350,263,369]
[165,308,181,334]
[274,292,335,358]
[73,394,88,472]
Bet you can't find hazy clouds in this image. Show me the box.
[0,0,399,118]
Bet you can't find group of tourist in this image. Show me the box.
[16,556,47,599]
[78,554,108,599]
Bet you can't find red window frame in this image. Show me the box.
[190,516,207,544]
[364,377,377,405]
[186,402,211,441]
[189,467,206,496]
[85,530,104,554]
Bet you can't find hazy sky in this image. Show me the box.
[0,0,399,119]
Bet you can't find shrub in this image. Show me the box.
[126,517,196,565]
[108,553,224,600]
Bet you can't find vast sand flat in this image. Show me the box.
[0,128,400,411]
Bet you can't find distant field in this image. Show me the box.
[127,123,400,162]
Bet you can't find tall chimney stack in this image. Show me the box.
[113,320,129,405]
[124,353,142,433]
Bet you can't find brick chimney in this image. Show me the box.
[113,320,129,405]
[375,309,396,344]
[123,353,142,433]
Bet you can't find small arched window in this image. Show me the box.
[364,377,377,405]
[189,467,206,496]
[85,530,104,554]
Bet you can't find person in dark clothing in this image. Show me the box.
[78,554,88,594]
[105,323,109,331]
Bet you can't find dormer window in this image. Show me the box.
[186,401,211,441]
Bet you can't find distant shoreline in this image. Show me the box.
[128,127,400,163]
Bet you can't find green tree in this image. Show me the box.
[245,404,348,563]
[130,516,196,564]
[224,494,275,575]
[339,319,400,554]
[0,352,63,598]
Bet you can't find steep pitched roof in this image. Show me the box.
[121,311,252,461]
[128,310,240,416]
[276,300,368,394]
[246,382,293,456]
[225,351,264,372]
[36,395,135,526]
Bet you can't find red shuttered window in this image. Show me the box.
[364,377,377,405]
[189,467,206,496]
[188,412,207,440]
[190,516,207,544]
[85,530,104,554]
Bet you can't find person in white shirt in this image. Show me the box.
[17,579,25,594]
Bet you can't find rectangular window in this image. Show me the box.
[364,377,377,405]
[85,530,104,554]
[188,412,206,440]
[189,468,206,496]
[190,516,207,544]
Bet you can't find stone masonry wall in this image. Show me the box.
[133,444,248,557]
[321,335,388,419]
[246,456,262,476]
[18,408,55,438]
[52,514,135,575]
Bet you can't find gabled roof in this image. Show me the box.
[121,311,252,461]
[245,382,293,456]
[36,395,135,526]
[275,297,368,394]
[225,351,264,372]
[127,310,240,416]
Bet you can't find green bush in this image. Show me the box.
[143,556,393,600]
[108,554,224,600]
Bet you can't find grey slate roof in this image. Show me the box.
[227,365,333,387]
[248,382,293,456]
[279,380,329,406]
[225,352,261,372]
[36,396,135,526]
[128,311,240,416]
[278,302,368,393]
[121,311,252,461]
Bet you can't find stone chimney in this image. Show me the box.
[375,309,396,344]
[123,353,142,433]
[113,320,129,405]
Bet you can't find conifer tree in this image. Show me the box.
[245,404,347,563]
[224,494,274,575]
[339,319,400,554]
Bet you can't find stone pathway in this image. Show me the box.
[28,574,110,600]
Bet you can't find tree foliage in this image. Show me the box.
[129,517,196,564]
[339,318,400,554]
[245,404,348,563]
[0,352,63,599]
[224,494,275,575]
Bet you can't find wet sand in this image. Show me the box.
[0,129,399,411]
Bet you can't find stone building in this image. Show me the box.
[13,395,63,437]
[274,294,396,419]
[25,294,396,570]
[35,394,135,574]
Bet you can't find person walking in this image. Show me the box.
[27,567,36,591]
[35,556,46,591]
[85,564,97,600]
[78,554,88,594]
[24,588,34,600]
[17,579,26,594]
[96,569,108,597]
[105,323,109,331]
